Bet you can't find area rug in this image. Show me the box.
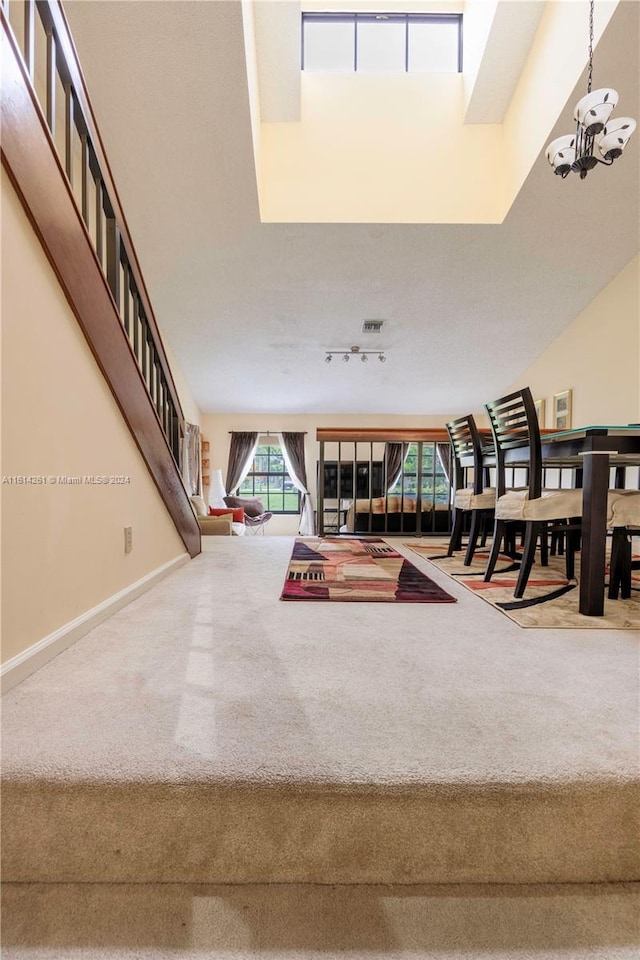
[405,540,639,629]
[281,537,456,603]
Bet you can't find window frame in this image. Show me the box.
[238,442,301,515]
[390,442,450,506]
[301,12,463,74]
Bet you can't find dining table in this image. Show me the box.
[530,426,640,616]
[481,425,639,617]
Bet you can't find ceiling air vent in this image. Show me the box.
[362,320,384,333]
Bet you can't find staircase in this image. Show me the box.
[1,0,199,558]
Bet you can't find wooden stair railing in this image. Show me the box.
[315,429,453,537]
[1,0,200,557]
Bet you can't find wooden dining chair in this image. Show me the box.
[446,414,496,565]
[483,387,585,598]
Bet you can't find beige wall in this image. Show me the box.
[161,340,202,429]
[255,1,617,224]
[1,173,188,665]
[201,412,455,535]
[508,254,640,428]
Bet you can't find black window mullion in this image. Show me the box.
[405,15,409,73]
[353,14,357,72]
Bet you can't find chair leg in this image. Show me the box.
[564,526,578,582]
[514,521,541,598]
[621,533,633,599]
[480,514,489,548]
[539,525,549,567]
[503,523,521,559]
[610,528,632,600]
[447,509,465,556]
[464,511,482,566]
[608,528,623,599]
[484,520,506,582]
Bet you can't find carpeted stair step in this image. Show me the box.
[2,881,639,959]
[3,777,639,884]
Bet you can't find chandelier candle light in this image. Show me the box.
[546,0,635,179]
[325,345,386,363]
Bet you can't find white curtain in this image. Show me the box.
[278,432,315,536]
[181,423,202,496]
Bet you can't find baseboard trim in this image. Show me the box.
[1,553,190,694]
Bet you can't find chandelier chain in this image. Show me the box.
[587,0,594,94]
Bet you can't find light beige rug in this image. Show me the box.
[405,540,640,629]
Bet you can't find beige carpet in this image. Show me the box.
[406,538,640,629]
[2,882,639,959]
[2,537,639,887]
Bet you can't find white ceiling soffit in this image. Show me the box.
[62,0,639,416]
[253,1,301,122]
[253,0,465,123]
[465,1,547,124]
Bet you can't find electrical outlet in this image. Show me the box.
[124,526,133,554]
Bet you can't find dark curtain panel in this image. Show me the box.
[226,432,259,495]
[279,432,315,535]
[384,442,409,491]
[436,442,451,485]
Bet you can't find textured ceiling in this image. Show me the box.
[64,0,639,415]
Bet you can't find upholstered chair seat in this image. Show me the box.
[494,488,620,524]
[609,490,640,528]
[454,488,496,511]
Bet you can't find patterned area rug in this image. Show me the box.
[406,540,640,629]
[281,537,456,603]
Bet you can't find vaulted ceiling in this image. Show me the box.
[64,0,639,415]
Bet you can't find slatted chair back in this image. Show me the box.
[484,387,542,500]
[446,414,485,496]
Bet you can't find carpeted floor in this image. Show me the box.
[406,539,640,629]
[281,536,456,602]
[2,537,639,895]
[2,881,639,959]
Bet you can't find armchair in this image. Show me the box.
[224,496,273,535]
[190,496,243,536]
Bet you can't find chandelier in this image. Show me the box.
[325,345,386,364]
[546,0,635,179]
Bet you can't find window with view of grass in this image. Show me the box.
[238,443,301,514]
[389,443,450,505]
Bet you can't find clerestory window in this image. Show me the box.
[302,12,462,74]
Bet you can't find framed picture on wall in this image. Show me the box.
[553,389,572,430]
[533,398,545,425]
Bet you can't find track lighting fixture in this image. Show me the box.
[325,345,386,364]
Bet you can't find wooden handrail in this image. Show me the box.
[316,428,451,443]
[1,3,200,557]
[46,0,184,428]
